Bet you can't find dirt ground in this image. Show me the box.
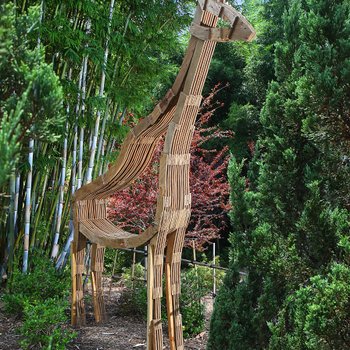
[0,304,22,350]
[0,279,212,349]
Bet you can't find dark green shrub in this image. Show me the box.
[181,294,205,337]
[19,298,76,350]
[181,267,208,338]
[7,253,69,311]
[181,263,225,338]
[2,293,27,316]
[4,253,69,316]
[268,263,350,350]
[3,254,75,349]
[121,263,148,317]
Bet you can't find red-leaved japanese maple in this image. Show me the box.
[108,84,231,250]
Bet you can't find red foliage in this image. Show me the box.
[108,84,232,251]
[108,146,159,233]
[247,139,255,156]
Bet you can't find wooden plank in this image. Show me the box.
[147,242,154,350]
[91,244,106,323]
[165,232,176,350]
[71,242,77,326]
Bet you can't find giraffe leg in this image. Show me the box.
[147,242,155,350]
[71,241,77,326]
[165,231,176,350]
[148,232,167,350]
[71,232,86,326]
[91,243,106,323]
[166,228,186,350]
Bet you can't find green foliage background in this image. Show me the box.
[0,0,193,273]
[1,0,349,348]
[208,0,350,349]
[2,253,75,349]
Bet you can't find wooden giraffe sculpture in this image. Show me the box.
[71,1,255,349]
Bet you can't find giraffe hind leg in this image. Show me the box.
[91,243,106,323]
[71,233,87,326]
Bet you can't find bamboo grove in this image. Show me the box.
[0,0,193,278]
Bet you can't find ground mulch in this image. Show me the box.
[0,279,212,349]
[0,300,21,350]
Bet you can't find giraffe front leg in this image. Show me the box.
[152,256,164,350]
[146,241,155,350]
[147,233,167,350]
[166,228,186,350]
[165,231,176,350]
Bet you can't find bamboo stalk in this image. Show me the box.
[77,127,84,190]
[77,50,89,189]
[41,187,59,251]
[95,9,131,174]
[102,104,122,170]
[30,144,46,225]
[7,172,16,276]
[22,138,34,273]
[72,62,83,191]
[51,65,72,258]
[71,123,78,194]
[30,145,48,245]
[51,121,69,258]
[30,171,48,247]
[56,67,79,268]
[13,173,20,236]
[85,0,115,184]
[95,107,109,175]
[55,220,74,269]
[50,162,57,191]
[110,11,132,85]
[98,140,106,176]
[55,168,75,269]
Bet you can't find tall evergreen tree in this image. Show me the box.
[208,0,350,349]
